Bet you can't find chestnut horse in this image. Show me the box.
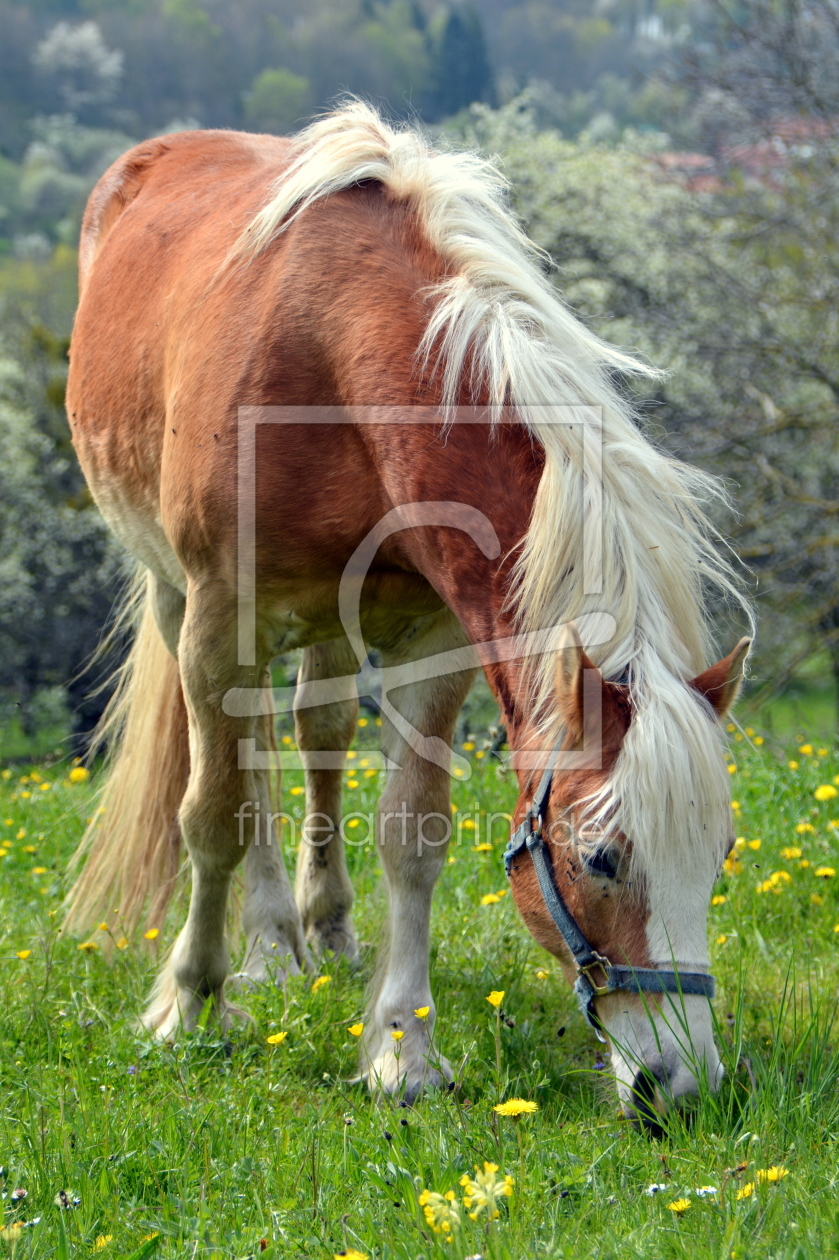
[65,102,750,1121]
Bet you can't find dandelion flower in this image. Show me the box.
[747,839,761,850]
[414,1006,429,1019]
[486,990,505,1008]
[535,968,549,979]
[32,866,47,875]
[266,1031,287,1045]
[711,895,727,906]
[754,736,764,746]
[666,1198,691,1215]
[811,893,824,906]
[788,760,799,770]
[16,828,25,840]
[346,779,359,789]
[473,842,493,853]
[799,744,813,756]
[460,1161,514,1220]
[99,922,108,932]
[391,1029,404,1041]
[716,934,727,945]
[16,950,31,960]
[334,1250,368,1260]
[289,786,303,796]
[493,1098,538,1116]
[144,928,159,941]
[814,867,835,878]
[736,1182,754,1200]
[347,1023,364,1037]
[756,1166,788,1183]
[311,975,331,992]
[481,893,501,905]
[93,1236,113,1249]
[781,847,802,860]
[815,785,838,802]
[418,1188,460,1235]
[116,937,128,951]
[68,766,89,783]
[77,941,98,952]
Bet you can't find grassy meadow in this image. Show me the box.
[0,719,838,1259]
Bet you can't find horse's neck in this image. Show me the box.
[376,415,542,735]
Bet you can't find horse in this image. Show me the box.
[64,101,751,1124]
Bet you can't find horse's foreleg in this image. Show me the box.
[141,585,306,1036]
[362,614,475,1102]
[293,638,360,960]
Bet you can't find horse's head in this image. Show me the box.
[508,624,750,1129]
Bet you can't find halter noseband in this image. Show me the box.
[503,751,716,1043]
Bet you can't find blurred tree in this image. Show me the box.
[426,5,492,119]
[245,68,312,134]
[33,20,124,118]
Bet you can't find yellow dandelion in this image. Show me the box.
[711,894,727,906]
[22,844,36,853]
[346,750,357,759]
[716,934,727,945]
[347,1022,364,1037]
[347,818,360,827]
[747,839,761,850]
[311,974,331,992]
[16,950,31,960]
[781,846,802,860]
[364,768,377,778]
[346,779,359,788]
[472,842,493,853]
[462,742,475,751]
[78,941,98,952]
[814,866,835,878]
[756,1166,788,1183]
[16,828,25,840]
[754,736,764,746]
[666,1198,691,1215]
[486,990,505,1008]
[334,1250,368,1260]
[266,1031,287,1045]
[736,1182,754,1200]
[788,760,799,771]
[731,800,740,810]
[535,968,549,980]
[0,769,10,779]
[481,893,500,905]
[98,922,108,932]
[493,1098,538,1116]
[811,893,824,906]
[116,937,129,950]
[728,764,736,775]
[143,928,159,941]
[815,785,838,802]
[93,1235,113,1250]
[461,818,476,830]
[799,744,813,755]
[289,785,303,796]
[357,717,368,728]
[726,722,736,733]
[68,766,89,783]
[414,1006,430,1019]
[32,866,47,875]
[391,1029,404,1041]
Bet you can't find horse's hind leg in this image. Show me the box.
[293,638,360,960]
[142,582,307,1036]
[362,612,475,1101]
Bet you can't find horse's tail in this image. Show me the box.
[64,571,190,939]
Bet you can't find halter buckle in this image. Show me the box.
[578,953,614,998]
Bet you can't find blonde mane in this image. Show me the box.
[237,100,753,891]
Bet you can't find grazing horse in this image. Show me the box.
[65,102,751,1122]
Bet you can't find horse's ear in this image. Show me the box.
[555,621,602,737]
[690,637,751,718]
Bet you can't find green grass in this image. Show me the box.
[0,727,838,1259]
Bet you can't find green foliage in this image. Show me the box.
[0,730,837,1255]
[245,69,312,135]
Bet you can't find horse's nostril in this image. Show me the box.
[629,1070,666,1139]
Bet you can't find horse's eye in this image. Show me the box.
[584,848,619,880]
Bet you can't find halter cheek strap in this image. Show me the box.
[503,752,716,1042]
